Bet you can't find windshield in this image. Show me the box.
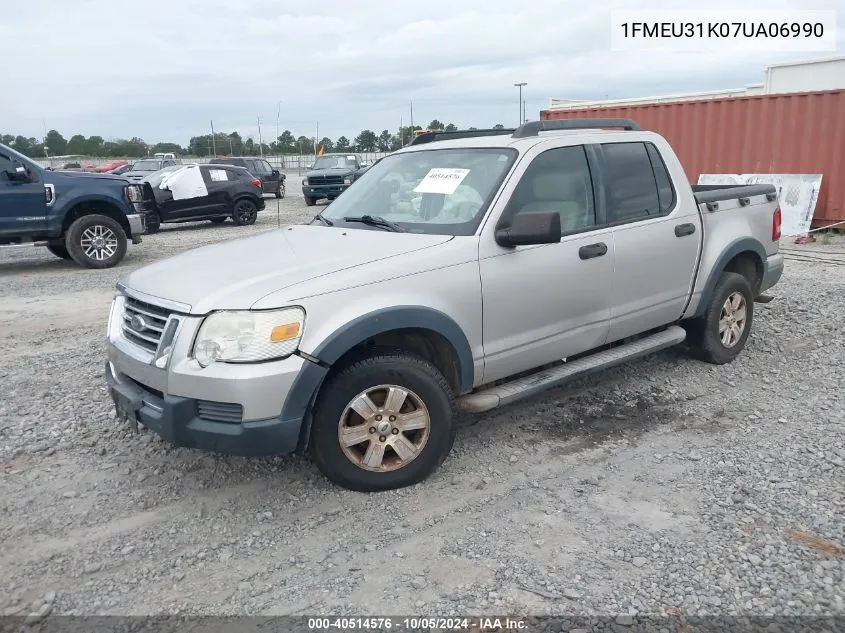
[131,160,161,172]
[142,165,184,186]
[312,155,358,170]
[317,148,517,236]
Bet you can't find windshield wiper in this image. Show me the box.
[313,213,334,226]
[342,215,405,232]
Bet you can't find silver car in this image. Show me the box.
[105,120,783,492]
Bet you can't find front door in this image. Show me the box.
[0,149,46,236]
[479,144,614,384]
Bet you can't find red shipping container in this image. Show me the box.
[541,89,845,227]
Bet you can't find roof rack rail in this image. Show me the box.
[408,128,517,146]
[512,119,641,138]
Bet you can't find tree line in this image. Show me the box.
[1,120,506,159]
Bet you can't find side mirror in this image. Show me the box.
[306,164,313,170]
[271,169,280,177]
[360,162,370,169]
[7,165,31,182]
[495,212,561,247]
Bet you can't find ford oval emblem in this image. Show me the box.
[129,314,148,332]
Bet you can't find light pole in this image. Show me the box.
[514,82,527,127]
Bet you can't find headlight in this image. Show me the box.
[302,178,308,186]
[343,177,353,185]
[125,184,144,202]
[192,307,305,367]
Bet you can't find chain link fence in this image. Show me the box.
[34,152,390,174]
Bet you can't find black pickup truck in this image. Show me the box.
[0,142,146,268]
[302,153,370,206]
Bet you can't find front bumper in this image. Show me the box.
[106,360,304,455]
[105,296,316,456]
[303,184,349,199]
[126,213,145,244]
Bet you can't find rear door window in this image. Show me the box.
[601,142,661,223]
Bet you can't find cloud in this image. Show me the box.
[1,0,842,144]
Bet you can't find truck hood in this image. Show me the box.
[306,167,353,177]
[45,170,128,184]
[119,225,453,314]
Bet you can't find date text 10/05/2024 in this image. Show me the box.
[307,617,528,630]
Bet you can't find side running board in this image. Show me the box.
[457,326,687,413]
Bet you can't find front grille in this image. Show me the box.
[122,296,172,352]
[309,175,344,185]
[197,400,244,424]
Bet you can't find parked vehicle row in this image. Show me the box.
[105,119,784,492]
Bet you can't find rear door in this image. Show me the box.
[251,159,275,193]
[201,166,234,214]
[0,149,46,236]
[600,141,701,342]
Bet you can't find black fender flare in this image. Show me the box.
[690,237,766,319]
[281,306,475,452]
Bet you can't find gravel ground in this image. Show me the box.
[0,183,843,630]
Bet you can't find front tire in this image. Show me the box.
[232,199,258,226]
[275,184,285,199]
[304,196,316,207]
[310,350,456,492]
[65,214,128,269]
[687,271,754,365]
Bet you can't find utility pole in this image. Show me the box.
[276,101,281,154]
[410,100,414,130]
[257,115,264,157]
[210,120,217,157]
[315,120,319,155]
[514,83,527,127]
[523,98,527,123]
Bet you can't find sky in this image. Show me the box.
[2,0,843,146]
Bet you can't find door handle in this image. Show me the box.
[578,242,608,260]
[675,223,696,237]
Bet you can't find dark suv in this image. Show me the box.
[210,157,285,198]
[135,164,265,232]
[302,153,370,206]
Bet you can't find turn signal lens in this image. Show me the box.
[270,322,301,342]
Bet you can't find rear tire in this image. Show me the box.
[310,350,456,492]
[46,243,71,260]
[232,199,258,226]
[304,196,316,207]
[275,184,285,199]
[687,272,754,365]
[66,214,128,269]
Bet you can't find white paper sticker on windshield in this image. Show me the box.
[413,168,470,195]
[346,155,356,160]
[209,169,227,182]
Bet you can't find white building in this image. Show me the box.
[547,55,845,111]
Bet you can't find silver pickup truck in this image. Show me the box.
[106,119,783,492]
